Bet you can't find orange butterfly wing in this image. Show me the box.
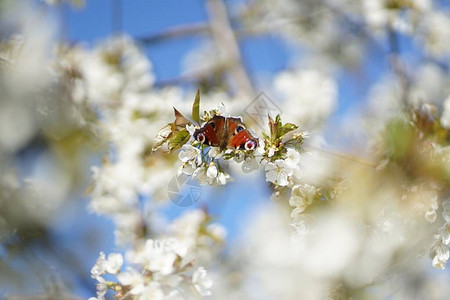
[193,116,225,148]
[226,118,259,150]
[194,116,258,150]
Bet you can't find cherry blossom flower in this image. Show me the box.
[206,162,218,183]
[442,200,450,223]
[208,147,222,159]
[179,144,201,164]
[216,172,231,185]
[265,159,294,186]
[242,156,260,173]
[130,239,182,275]
[284,148,301,168]
[116,268,146,295]
[431,239,450,270]
[192,267,213,296]
[438,223,450,246]
[289,184,317,217]
[91,252,123,279]
[94,277,108,300]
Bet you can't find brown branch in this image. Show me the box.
[387,23,411,108]
[153,63,227,87]
[238,0,384,54]
[138,23,210,45]
[309,145,377,168]
[205,0,254,98]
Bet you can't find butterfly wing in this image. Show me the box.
[228,130,259,150]
[193,115,225,147]
[226,117,259,150]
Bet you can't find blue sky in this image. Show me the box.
[60,0,400,117]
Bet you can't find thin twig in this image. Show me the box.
[206,0,254,98]
[238,0,384,54]
[153,64,227,87]
[310,145,376,168]
[138,23,210,45]
[387,22,411,107]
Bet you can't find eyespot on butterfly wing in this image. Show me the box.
[225,117,258,151]
[228,129,259,150]
[194,115,258,151]
[193,115,225,147]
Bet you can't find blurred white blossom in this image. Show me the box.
[289,184,317,217]
[274,69,337,130]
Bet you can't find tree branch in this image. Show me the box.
[205,0,254,98]
[138,23,210,45]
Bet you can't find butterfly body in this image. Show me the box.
[193,116,258,151]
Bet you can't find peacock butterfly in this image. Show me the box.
[193,115,259,151]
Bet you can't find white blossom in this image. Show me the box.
[443,200,450,223]
[192,267,213,296]
[105,253,123,274]
[254,139,266,157]
[216,172,231,185]
[192,160,231,186]
[208,147,222,159]
[95,277,108,300]
[91,252,107,279]
[425,209,437,223]
[130,239,184,275]
[438,223,450,246]
[178,160,197,176]
[265,160,293,186]
[117,268,146,295]
[193,165,209,186]
[186,124,197,136]
[431,239,450,270]
[206,223,227,241]
[91,252,123,279]
[138,284,164,300]
[216,102,226,115]
[284,148,301,168]
[419,12,450,58]
[289,184,317,217]
[206,162,218,180]
[179,144,201,164]
[242,156,260,173]
[275,69,337,130]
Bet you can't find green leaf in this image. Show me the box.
[275,114,281,123]
[192,89,200,123]
[168,129,190,152]
[278,123,298,138]
[262,132,271,141]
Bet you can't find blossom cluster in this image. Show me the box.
[56,36,199,246]
[90,240,212,300]
[54,38,228,299]
[154,94,306,190]
[230,100,450,297]
[430,200,450,269]
[89,209,223,299]
[240,0,450,63]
